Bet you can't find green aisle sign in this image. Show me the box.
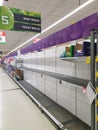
[0,6,41,32]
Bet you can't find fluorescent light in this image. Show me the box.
[0,0,3,6]
[42,0,95,34]
[8,0,95,54]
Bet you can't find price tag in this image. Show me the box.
[96,115,98,122]
[96,100,98,106]
[86,57,90,64]
[82,87,86,94]
[96,56,98,62]
[96,72,98,78]
[96,87,98,93]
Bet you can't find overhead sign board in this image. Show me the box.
[0,6,41,32]
[0,32,6,44]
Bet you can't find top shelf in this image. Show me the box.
[60,57,86,63]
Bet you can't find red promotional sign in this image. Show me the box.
[0,32,6,44]
[33,38,41,43]
[0,32,5,36]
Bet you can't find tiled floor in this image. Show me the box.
[0,68,57,130]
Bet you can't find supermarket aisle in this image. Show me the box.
[0,68,57,130]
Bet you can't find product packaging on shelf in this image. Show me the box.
[60,40,96,58]
[74,41,91,57]
[66,45,75,57]
[15,69,23,80]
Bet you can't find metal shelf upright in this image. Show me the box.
[90,29,98,130]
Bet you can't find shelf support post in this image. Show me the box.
[90,29,98,130]
[90,29,96,130]
[95,30,98,130]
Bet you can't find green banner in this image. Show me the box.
[0,6,41,32]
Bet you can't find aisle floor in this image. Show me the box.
[0,68,57,130]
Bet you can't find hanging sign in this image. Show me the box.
[85,82,97,105]
[0,6,41,32]
[0,32,6,44]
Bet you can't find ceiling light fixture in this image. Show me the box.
[41,0,95,34]
[0,0,3,6]
[8,0,95,54]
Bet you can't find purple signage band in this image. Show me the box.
[9,13,98,56]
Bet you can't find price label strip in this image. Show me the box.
[96,56,98,62]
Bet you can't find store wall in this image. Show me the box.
[44,47,56,72]
[56,80,76,115]
[56,45,75,76]
[36,51,44,70]
[22,44,90,126]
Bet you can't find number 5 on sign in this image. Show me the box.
[2,16,9,25]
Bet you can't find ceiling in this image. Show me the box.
[0,0,98,56]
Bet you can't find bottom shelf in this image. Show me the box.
[19,80,90,130]
[6,70,90,130]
